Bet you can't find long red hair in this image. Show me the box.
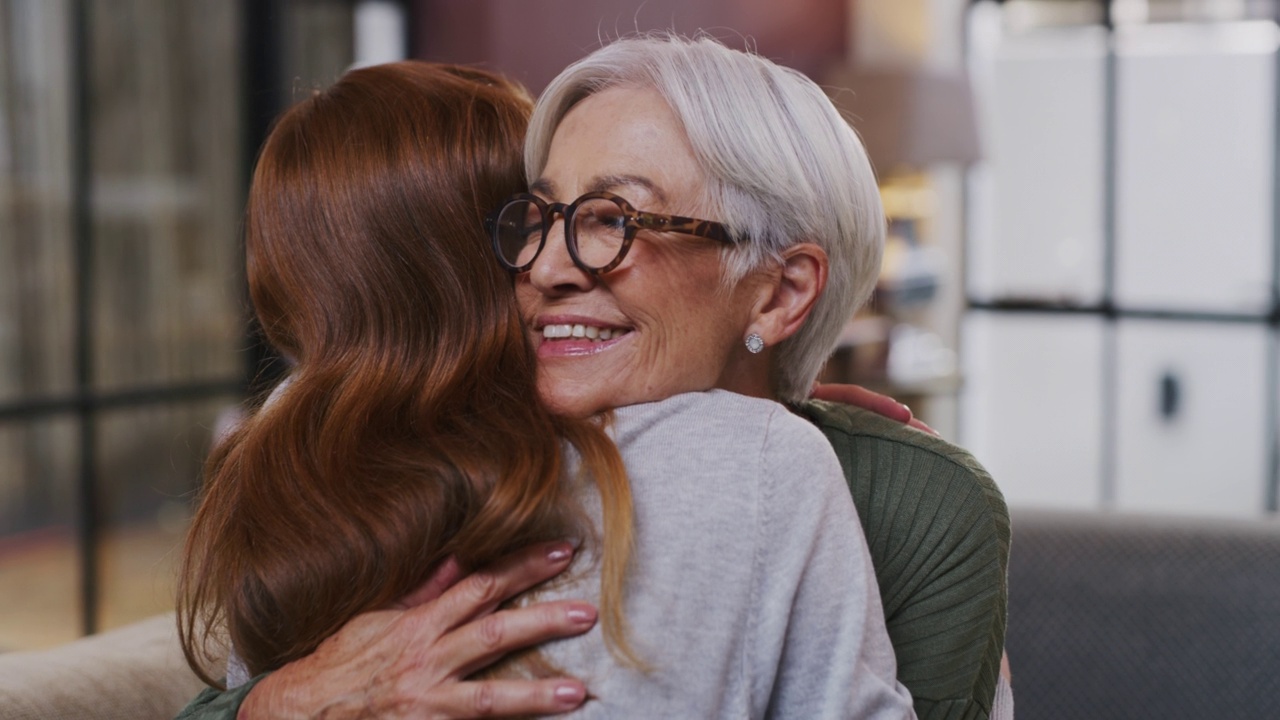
[178,61,636,684]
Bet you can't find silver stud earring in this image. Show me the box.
[745,332,765,354]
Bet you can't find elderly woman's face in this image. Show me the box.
[518,86,764,416]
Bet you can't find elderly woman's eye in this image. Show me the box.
[578,206,627,233]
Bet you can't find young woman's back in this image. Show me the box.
[178,61,634,684]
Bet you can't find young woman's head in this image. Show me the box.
[249,62,530,369]
[179,61,634,683]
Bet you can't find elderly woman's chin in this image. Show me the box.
[536,370,608,417]
[534,358,680,418]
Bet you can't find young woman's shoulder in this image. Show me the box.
[610,390,847,511]
[611,390,831,452]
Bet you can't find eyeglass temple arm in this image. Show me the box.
[633,211,736,244]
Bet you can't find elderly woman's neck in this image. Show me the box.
[714,358,775,401]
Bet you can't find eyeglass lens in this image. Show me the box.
[494,200,544,269]
[493,197,630,271]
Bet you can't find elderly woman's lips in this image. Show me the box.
[537,325,632,358]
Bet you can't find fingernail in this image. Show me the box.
[566,604,597,625]
[555,683,585,705]
[547,543,573,564]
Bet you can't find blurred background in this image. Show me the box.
[2,0,1279,712]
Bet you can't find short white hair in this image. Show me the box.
[527,33,884,402]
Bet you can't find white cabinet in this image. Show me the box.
[962,13,1280,518]
[967,26,1108,305]
[1114,320,1270,517]
[961,312,1105,509]
[1114,21,1279,314]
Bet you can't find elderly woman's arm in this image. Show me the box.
[809,383,1017,715]
[794,400,1011,720]
[175,543,595,720]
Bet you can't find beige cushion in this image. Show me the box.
[0,613,211,720]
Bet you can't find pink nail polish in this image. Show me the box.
[566,605,596,624]
[555,684,585,704]
[547,544,573,564]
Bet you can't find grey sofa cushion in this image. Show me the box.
[0,613,211,720]
[1007,510,1280,720]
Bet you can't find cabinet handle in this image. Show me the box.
[1160,372,1181,422]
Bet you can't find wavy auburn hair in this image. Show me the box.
[177,61,635,685]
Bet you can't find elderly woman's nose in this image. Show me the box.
[529,220,592,294]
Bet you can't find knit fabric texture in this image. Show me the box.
[793,400,1011,720]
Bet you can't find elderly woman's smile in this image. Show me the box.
[539,322,629,344]
[517,85,765,416]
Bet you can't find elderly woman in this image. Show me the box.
[507,35,1008,718]
[184,35,1008,720]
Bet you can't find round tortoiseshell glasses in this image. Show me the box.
[485,191,737,275]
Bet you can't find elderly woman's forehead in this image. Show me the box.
[542,85,706,205]
[559,87,685,145]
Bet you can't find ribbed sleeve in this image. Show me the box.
[173,676,263,720]
[794,400,1011,720]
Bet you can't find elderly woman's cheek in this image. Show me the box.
[518,237,757,413]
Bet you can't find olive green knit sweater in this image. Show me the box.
[793,400,1011,720]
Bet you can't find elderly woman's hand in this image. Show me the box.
[239,542,595,719]
[810,382,939,436]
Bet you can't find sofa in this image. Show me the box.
[4,510,1278,720]
[1005,510,1280,719]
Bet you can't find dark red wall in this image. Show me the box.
[412,0,847,93]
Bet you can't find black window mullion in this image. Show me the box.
[69,0,98,636]
[242,0,287,399]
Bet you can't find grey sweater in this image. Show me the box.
[539,391,915,719]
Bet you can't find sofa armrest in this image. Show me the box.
[0,613,213,720]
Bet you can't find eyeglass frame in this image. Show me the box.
[484,190,738,275]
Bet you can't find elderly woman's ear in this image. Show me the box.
[743,242,830,350]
